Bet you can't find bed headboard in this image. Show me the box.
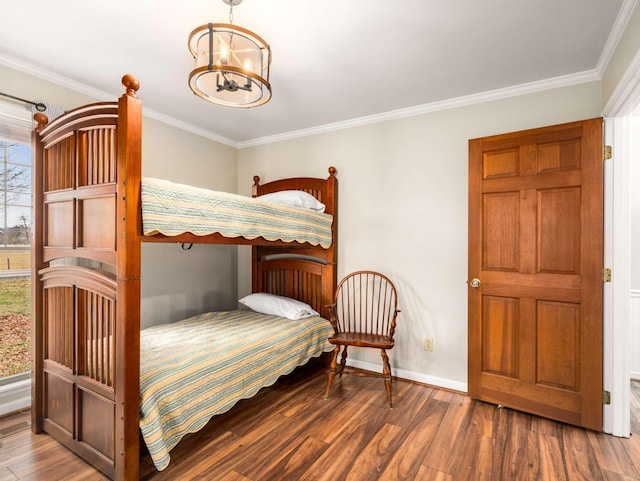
[251,167,338,318]
[252,166,337,218]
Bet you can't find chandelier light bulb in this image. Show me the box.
[219,43,229,65]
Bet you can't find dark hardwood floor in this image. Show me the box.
[1,367,639,481]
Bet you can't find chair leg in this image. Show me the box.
[381,349,393,408]
[324,345,341,400]
[338,346,348,376]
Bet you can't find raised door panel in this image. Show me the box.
[483,148,520,179]
[482,296,518,378]
[536,300,580,391]
[483,192,520,272]
[537,188,581,274]
[536,138,581,173]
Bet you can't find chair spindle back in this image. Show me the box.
[334,271,398,338]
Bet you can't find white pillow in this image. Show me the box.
[257,190,326,213]
[238,293,320,320]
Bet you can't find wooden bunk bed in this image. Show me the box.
[30,75,338,480]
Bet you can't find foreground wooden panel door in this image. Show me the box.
[468,118,604,430]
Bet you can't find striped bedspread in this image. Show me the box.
[139,310,334,471]
[141,177,333,248]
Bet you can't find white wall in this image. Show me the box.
[237,82,602,391]
[140,117,239,327]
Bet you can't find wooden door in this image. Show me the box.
[468,118,604,430]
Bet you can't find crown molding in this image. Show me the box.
[0,49,239,148]
[0,48,603,150]
[0,49,108,100]
[237,69,600,148]
[596,0,639,76]
[602,47,640,116]
[142,109,237,148]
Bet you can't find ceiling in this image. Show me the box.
[0,0,630,147]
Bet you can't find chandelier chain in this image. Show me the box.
[228,2,235,47]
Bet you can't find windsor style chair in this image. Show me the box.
[324,271,400,407]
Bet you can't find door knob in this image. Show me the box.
[469,278,481,288]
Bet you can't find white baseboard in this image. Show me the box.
[0,376,30,417]
[346,359,468,393]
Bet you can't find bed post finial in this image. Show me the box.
[33,113,49,132]
[121,74,140,98]
[328,166,337,177]
[252,175,260,197]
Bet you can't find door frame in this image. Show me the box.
[603,116,631,437]
[602,48,640,437]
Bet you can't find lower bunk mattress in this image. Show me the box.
[139,309,334,470]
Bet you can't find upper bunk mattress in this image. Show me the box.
[141,177,333,247]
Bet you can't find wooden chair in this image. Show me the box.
[324,271,400,407]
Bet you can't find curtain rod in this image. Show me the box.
[0,91,46,112]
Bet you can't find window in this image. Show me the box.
[1,140,31,247]
[0,100,32,389]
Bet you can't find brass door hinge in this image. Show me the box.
[603,268,612,283]
[603,390,611,405]
[603,145,612,160]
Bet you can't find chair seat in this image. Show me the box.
[329,332,394,349]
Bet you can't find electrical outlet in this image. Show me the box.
[423,337,433,352]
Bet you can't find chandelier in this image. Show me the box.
[188,0,272,108]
